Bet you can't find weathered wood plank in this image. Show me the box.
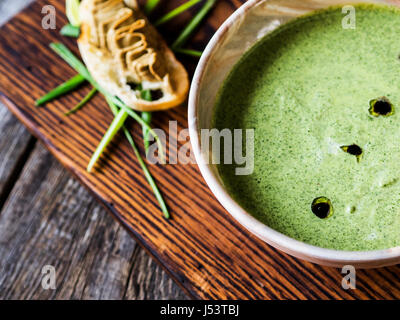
[0,0,33,26]
[0,143,186,300]
[0,106,34,209]
[124,247,188,300]
[0,0,36,209]
[0,0,186,300]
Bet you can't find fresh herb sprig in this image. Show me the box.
[106,97,170,219]
[39,0,216,217]
[144,0,161,15]
[60,24,81,38]
[63,0,81,38]
[155,0,202,26]
[174,48,202,58]
[36,74,86,106]
[134,84,153,155]
[141,111,152,155]
[172,0,216,50]
[140,88,153,155]
[87,108,129,172]
[49,42,166,165]
[65,87,97,115]
[66,0,81,27]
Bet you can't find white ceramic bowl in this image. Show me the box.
[188,0,400,268]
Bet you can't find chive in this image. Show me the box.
[144,0,161,15]
[50,43,165,163]
[60,24,80,38]
[106,97,170,219]
[174,48,202,57]
[142,100,153,154]
[140,90,153,154]
[172,0,216,50]
[65,88,97,115]
[134,89,152,153]
[36,74,86,106]
[66,0,81,27]
[50,43,92,80]
[116,103,165,163]
[87,108,129,172]
[142,112,152,154]
[154,0,202,26]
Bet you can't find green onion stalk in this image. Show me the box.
[36,74,86,106]
[106,97,170,219]
[140,89,153,155]
[37,0,218,216]
[60,24,81,38]
[65,87,97,115]
[144,0,161,15]
[49,43,165,166]
[154,0,201,26]
[66,0,81,27]
[172,0,217,50]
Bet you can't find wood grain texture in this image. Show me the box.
[0,0,35,205]
[1,0,400,300]
[0,0,186,300]
[0,143,186,300]
[0,105,35,209]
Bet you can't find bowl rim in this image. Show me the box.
[188,0,400,264]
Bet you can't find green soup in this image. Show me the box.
[214,4,400,251]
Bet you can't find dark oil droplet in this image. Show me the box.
[341,144,363,162]
[369,97,394,117]
[311,197,333,219]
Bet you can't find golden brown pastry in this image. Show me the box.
[78,0,189,111]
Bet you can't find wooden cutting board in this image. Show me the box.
[1,0,400,300]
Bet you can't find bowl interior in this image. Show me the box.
[190,0,400,267]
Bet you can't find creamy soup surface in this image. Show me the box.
[214,4,400,251]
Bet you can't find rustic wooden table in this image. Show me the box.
[0,0,186,300]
